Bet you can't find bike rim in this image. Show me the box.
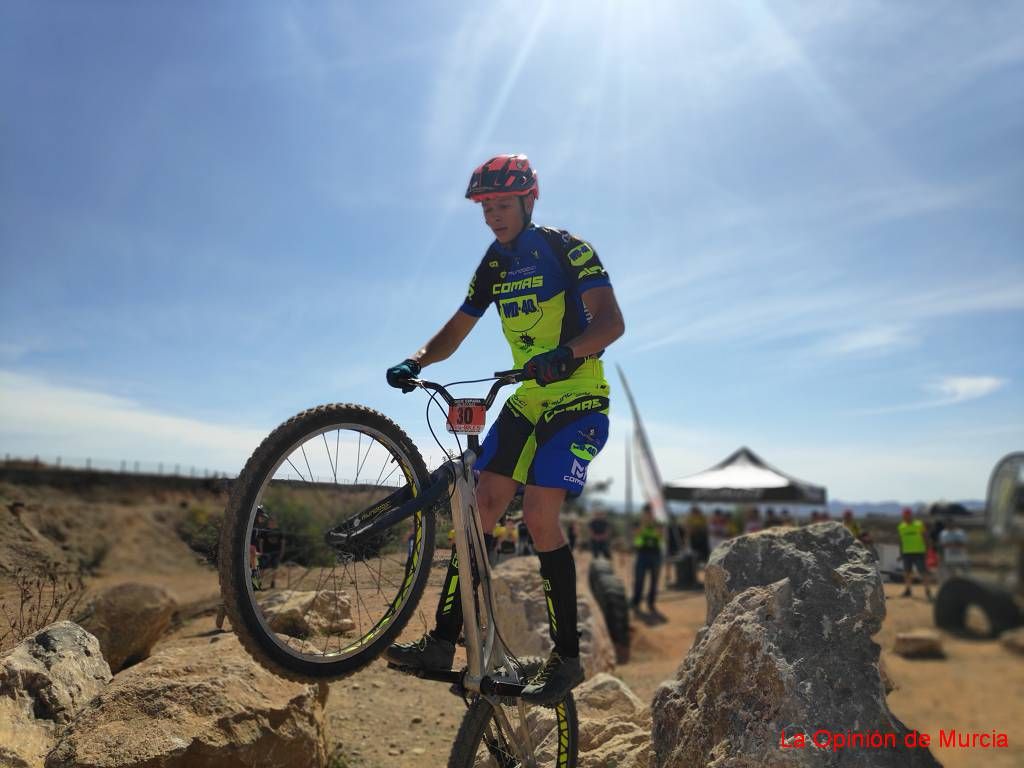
[242,422,427,665]
[472,698,573,767]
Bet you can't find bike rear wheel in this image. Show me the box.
[219,403,436,682]
[448,658,579,768]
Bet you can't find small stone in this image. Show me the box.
[412,747,426,755]
[1000,627,1024,655]
[894,629,945,659]
[411,715,423,725]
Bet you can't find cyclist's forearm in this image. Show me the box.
[411,336,458,367]
[566,308,625,359]
[410,311,477,367]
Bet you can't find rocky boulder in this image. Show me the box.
[652,523,940,767]
[45,633,328,768]
[0,621,111,768]
[75,582,177,672]
[575,673,651,768]
[491,556,615,677]
[258,589,354,638]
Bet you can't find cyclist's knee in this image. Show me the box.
[476,472,518,528]
[522,506,567,551]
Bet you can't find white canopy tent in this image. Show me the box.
[664,446,827,505]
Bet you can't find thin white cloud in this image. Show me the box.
[0,371,267,473]
[629,270,1024,355]
[856,375,1008,415]
[817,324,917,357]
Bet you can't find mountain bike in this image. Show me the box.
[218,369,579,767]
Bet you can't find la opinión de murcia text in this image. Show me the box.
[779,728,1010,752]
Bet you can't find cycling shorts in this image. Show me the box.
[476,369,609,495]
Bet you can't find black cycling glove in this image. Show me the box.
[386,358,421,393]
[524,346,576,386]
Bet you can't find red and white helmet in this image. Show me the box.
[465,154,539,202]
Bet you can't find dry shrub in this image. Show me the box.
[0,565,87,653]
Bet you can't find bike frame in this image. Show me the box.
[446,441,542,764]
[332,369,544,762]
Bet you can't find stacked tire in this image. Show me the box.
[588,559,630,663]
[934,577,1023,638]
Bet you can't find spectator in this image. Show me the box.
[631,505,663,612]
[588,509,612,559]
[898,507,933,600]
[842,509,861,539]
[566,518,577,552]
[779,508,794,527]
[763,507,781,529]
[708,508,728,553]
[744,507,763,534]
[937,518,970,580]
[517,517,534,556]
[685,506,709,563]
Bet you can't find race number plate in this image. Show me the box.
[446,398,487,434]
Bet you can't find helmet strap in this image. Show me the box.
[519,195,532,227]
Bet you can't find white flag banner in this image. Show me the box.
[617,365,670,525]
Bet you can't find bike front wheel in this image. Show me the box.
[219,403,437,682]
[448,658,579,768]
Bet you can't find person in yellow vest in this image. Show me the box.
[898,507,933,600]
[842,509,861,539]
[631,504,664,613]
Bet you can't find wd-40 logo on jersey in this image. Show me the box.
[543,397,605,423]
[499,294,539,320]
[563,459,588,486]
[568,243,595,267]
[493,275,543,295]
[570,442,598,461]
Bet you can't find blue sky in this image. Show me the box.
[1,1,1021,503]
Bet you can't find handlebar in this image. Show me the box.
[409,369,526,410]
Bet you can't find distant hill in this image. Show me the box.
[594,498,986,517]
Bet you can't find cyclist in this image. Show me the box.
[384,153,625,705]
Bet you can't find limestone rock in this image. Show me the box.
[575,673,651,768]
[75,582,177,672]
[652,523,940,767]
[894,630,945,659]
[45,633,328,768]
[491,557,615,677]
[259,589,354,638]
[0,621,111,768]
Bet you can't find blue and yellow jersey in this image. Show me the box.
[460,225,612,375]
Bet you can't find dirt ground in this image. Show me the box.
[1,484,1021,767]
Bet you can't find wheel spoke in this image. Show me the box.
[222,410,435,682]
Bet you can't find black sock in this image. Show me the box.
[433,533,496,643]
[538,545,579,658]
[433,549,462,643]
